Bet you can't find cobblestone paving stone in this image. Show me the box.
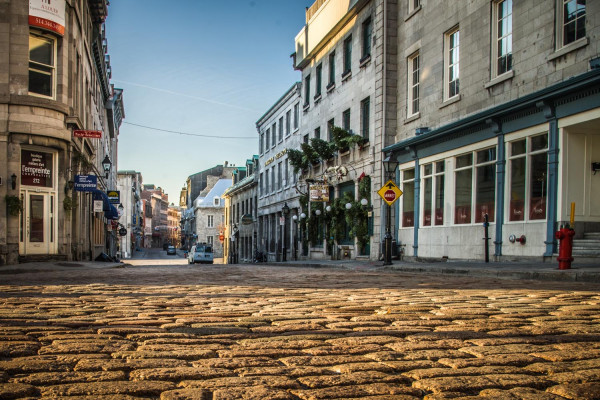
[0,263,599,399]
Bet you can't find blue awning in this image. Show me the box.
[92,189,119,220]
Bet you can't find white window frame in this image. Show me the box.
[29,32,57,99]
[207,215,214,228]
[207,235,214,245]
[421,161,445,227]
[556,0,587,50]
[213,197,220,206]
[491,0,513,80]
[407,51,420,118]
[443,27,460,102]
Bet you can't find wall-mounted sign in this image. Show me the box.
[93,200,103,212]
[73,130,102,139]
[264,148,288,166]
[119,227,127,237]
[309,183,329,202]
[241,214,254,225]
[21,150,53,188]
[74,175,97,191]
[29,0,66,36]
[107,190,120,204]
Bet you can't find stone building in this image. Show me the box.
[167,205,181,248]
[384,0,600,261]
[256,83,303,261]
[192,176,230,260]
[291,0,397,260]
[141,185,169,248]
[223,157,258,264]
[1,0,124,264]
[116,170,143,258]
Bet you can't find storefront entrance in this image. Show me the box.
[19,190,57,255]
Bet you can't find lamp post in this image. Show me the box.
[382,154,399,266]
[300,212,306,256]
[292,214,298,260]
[101,155,112,179]
[281,203,290,262]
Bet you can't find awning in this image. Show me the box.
[92,189,119,220]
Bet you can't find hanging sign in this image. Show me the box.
[74,175,97,192]
[119,227,127,237]
[29,0,66,36]
[309,183,329,202]
[73,130,102,139]
[93,200,103,212]
[107,190,120,204]
[377,180,403,206]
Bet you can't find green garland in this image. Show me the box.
[5,195,23,217]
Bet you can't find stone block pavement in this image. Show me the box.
[0,256,599,399]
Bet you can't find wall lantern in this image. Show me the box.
[11,173,17,190]
[345,202,352,210]
[101,155,112,179]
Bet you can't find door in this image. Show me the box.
[19,191,56,255]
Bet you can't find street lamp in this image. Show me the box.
[102,155,112,179]
[300,212,306,257]
[281,203,290,262]
[292,214,298,260]
[382,153,399,266]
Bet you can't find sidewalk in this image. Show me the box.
[261,258,600,283]
[0,260,125,274]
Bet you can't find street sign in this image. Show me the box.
[73,130,102,138]
[377,180,403,206]
[74,175,97,191]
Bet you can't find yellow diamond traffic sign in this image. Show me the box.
[377,180,403,206]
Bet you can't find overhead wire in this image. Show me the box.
[123,121,256,139]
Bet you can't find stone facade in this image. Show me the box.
[0,0,123,264]
[116,171,143,258]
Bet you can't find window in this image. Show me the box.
[508,134,548,222]
[271,168,275,193]
[454,148,496,225]
[278,117,283,141]
[342,109,351,132]
[315,63,322,96]
[407,51,420,116]
[207,215,214,228]
[277,163,282,190]
[402,169,415,227]
[265,128,270,149]
[286,110,291,135]
[409,0,421,13]
[423,162,445,226]
[558,0,586,47]
[293,103,299,130]
[265,171,269,195]
[361,17,372,60]
[314,127,321,140]
[260,132,264,153]
[492,0,513,77]
[444,27,460,100]
[284,159,289,186]
[327,119,335,141]
[304,74,311,106]
[271,123,276,146]
[360,97,370,140]
[343,36,352,75]
[207,236,214,245]
[303,134,309,144]
[213,197,220,206]
[260,173,264,196]
[328,51,336,86]
[29,33,56,98]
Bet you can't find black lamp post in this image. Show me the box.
[281,203,290,262]
[102,155,112,179]
[292,214,298,260]
[382,153,399,266]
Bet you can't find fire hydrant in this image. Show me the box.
[555,226,575,270]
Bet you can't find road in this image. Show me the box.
[1,249,599,399]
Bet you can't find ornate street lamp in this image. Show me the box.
[281,203,290,262]
[292,214,298,260]
[102,155,112,179]
[382,153,399,266]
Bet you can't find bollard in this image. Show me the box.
[483,213,490,263]
[555,226,575,270]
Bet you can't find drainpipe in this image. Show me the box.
[413,157,420,258]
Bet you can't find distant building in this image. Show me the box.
[192,177,231,259]
[141,185,169,248]
[117,171,143,258]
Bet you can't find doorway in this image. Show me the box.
[19,190,57,255]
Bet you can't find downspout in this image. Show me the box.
[413,154,420,258]
[379,0,388,249]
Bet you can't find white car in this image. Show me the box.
[188,244,214,264]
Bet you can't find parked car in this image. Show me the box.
[166,245,176,255]
[163,243,169,250]
[188,243,214,264]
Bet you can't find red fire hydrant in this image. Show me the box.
[555,227,575,270]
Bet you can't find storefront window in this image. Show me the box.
[455,154,472,224]
[454,148,496,224]
[402,169,415,227]
[423,161,445,226]
[475,148,496,223]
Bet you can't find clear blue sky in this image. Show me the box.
[105,1,308,204]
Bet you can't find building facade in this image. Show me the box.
[291,0,397,260]
[256,83,304,261]
[116,170,143,258]
[223,158,258,264]
[384,0,600,261]
[1,0,124,264]
[192,176,230,260]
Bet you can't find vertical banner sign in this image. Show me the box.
[21,150,53,187]
[29,0,66,36]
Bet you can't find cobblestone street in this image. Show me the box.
[1,259,599,399]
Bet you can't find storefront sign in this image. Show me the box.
[309,183,329,202]
[93,200,103,213]
[73,130,102,139]
[107,190,120,204]
[29,0,65,36]
[21,150,53,187]
[74,175,97,191]
[264,149,287,166]
[241,214,253,225]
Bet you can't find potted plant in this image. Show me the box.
[5,195,22,216]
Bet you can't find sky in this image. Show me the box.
[105,1,309,204]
